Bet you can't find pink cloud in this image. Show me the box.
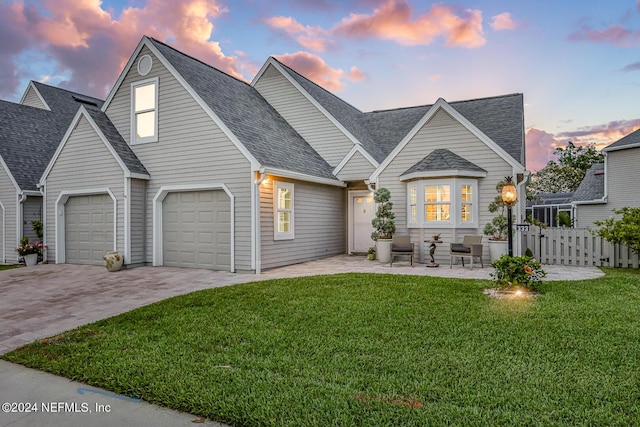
[348,66,365,82]
[265,16,332,52]
[526,119,640,172]
[0,0,243,99]
[490,12,516,31]
[275,52,353,92]
[332,0,485,48]
[568,25,640,46]
[429,74,441,81]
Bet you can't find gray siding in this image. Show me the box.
[105,46,253,271]
[44,115,125,263]
[605,149,640,211]
[336,150,376,181]
[254,64,352,167]
[576,148,640,228]
[378,109,513,264]
[130,178,147,264]
[21,86,47,109]
[22,196,42,242]
[260,177,345,269]
[0,166,17,264]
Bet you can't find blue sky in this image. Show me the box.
[1,0,639,170]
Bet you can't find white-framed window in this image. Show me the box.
[131,77,158,144]
[407,178,478,228]
[274,181,294,240]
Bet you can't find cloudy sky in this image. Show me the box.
[2,0,639,171]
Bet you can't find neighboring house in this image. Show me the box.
[573,129,640,228]
[0,82,103,263]
[37,35,526,272]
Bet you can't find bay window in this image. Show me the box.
[407,179,478,228]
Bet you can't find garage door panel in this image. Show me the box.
[65,194,113,265]
[162,190,230,270]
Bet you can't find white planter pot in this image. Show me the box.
[24,253,38,267]
[377,239,393,263]
[103,251,124,272]
[488,240,509,261]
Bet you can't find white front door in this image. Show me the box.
[350,192,374,253]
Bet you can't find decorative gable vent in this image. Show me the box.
[137,55,153,76]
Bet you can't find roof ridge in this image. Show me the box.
[32,80,104,102]
[270,56,363,114]
[366,93,522,114]
[147,36,250,87]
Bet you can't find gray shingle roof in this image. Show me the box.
[0,83,106,191]
[0,100,62,190]
[148,38,338,181]
[526,192,574,207]
[572,163,605,202]
[401,149,487,177]
[83,106,149,176]
[273,58,524,167]
[604,128,640,151]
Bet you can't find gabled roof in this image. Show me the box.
[268,58,525,168]
[0,82,107,191]
[572,163,605,202]
[82,106,148,176]
[603,128,640,152]
[401,149,487,179]
[146,38,338,182]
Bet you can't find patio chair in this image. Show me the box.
[390,235,414,267]
[449,235,483,269]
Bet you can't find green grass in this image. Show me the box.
[0,264,21,271]
[4,270,640,426]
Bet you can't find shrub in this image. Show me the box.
[490,255,546,290]
[370,187,396,241]
[593,207,640,255]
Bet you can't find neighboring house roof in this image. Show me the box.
[0,82,106,192]
[603,128,640,152]
[147,38,338,182]
[572,163,605,202]
[527,192,574,207]
[83,106,149,176]
[0,100,62,191]
[401,149,487,178]
[271,58,524,167]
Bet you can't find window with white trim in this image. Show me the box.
[274,181,294,240]
[131,78,158,144]
[407,179,478,228]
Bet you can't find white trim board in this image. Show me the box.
[54,188,118,264]
[152,183,236,272]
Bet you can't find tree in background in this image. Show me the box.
[528,141,604,197]
[593,207,640,255]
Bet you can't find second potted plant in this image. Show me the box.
[370,187,396,263]
[483,180,509,261]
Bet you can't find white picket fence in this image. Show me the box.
[521,227,639,268]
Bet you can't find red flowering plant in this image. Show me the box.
[16,236,47,256]
[490,254,546,291]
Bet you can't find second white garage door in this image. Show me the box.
[65,194,114,265]
[162,190,231,270]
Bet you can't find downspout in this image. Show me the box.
[17,192,27,263]
[364,179,376,193]
[37,183,46,262]
[254,167,267,274]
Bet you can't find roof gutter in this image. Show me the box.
[263,167,346,187]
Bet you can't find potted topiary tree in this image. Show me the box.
[370,187,396,263]
[483,180,509,261]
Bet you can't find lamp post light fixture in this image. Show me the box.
[501,176,517,257]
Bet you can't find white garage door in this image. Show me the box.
[162,190,231,270]
[65,194,114,265]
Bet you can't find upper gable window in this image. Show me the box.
[131,78,158,144]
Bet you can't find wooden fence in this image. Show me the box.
[521,227,639,268]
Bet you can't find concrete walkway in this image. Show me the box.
[0,256,604,426]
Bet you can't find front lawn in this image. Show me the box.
[0,264,21,271]
[4,270,640,426]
